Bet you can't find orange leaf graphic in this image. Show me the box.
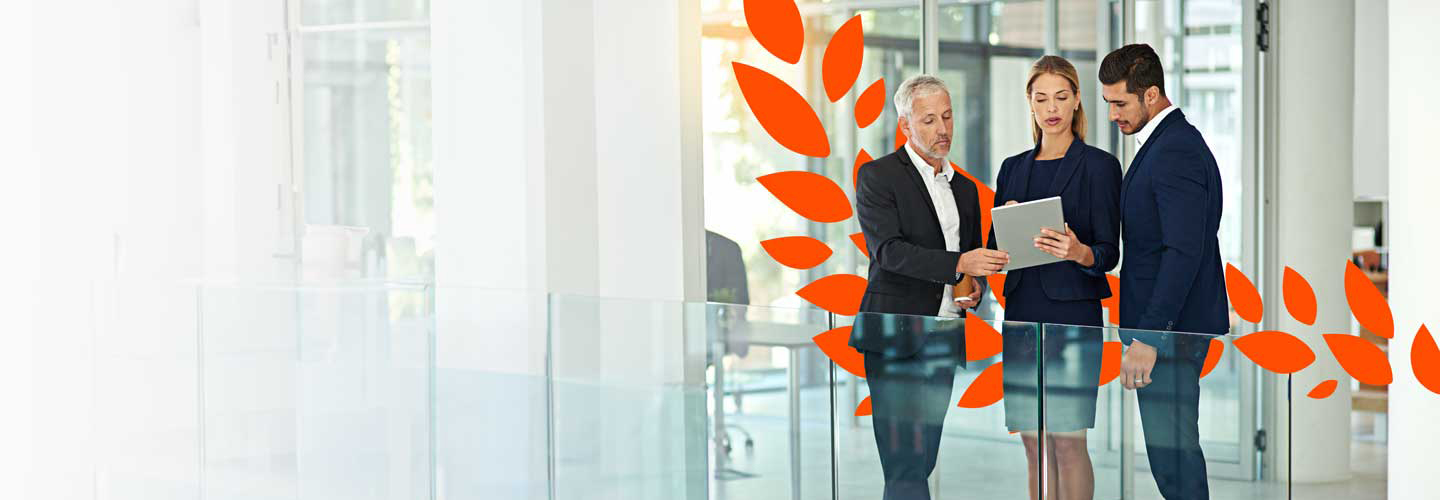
[761,236,833,269]
[1323,334,1391,385]
[732,62,832,157]
[1308,379,1339,399]
[852,148,873,190]
[958,362,1004,408]
[822,15,864,102]
[1098,341,1122,386]
[986,273,1007,309]
[1225,263,1263,324]
[1199,338,1225,379]
[813,326,865,378]
[742,0,803,64]
[1283,266,1317,326]
[1413,325,1440,395]
[965,314,1002,361]
[855,395,873,416]
[849,232,868,258]
[1233,330,1315,374]
[1345,261,1393,339]
[952,163,995,246]
[1102,274,1121,325]
[757,171,853,223]
[894,122,908,150]
[854,79,885,128]
[796,274,867,316]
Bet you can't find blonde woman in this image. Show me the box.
[991,55,1121,500]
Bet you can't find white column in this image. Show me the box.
[1269,0,1355,483]
[1387,1,1440,497]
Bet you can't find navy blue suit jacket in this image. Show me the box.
[1119,109,1230,359]
[988,138,1122,304]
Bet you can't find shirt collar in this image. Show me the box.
[905,142,953,182]
[1135,105,1178,148]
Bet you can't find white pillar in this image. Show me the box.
[1387,1,1440,497]
[1269,0,1355,483]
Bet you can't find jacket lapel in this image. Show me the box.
[1121,109,1186,207]
[1046,137,1086,196]
[898,146,943,230]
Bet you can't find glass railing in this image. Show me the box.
[194,284,1288,500]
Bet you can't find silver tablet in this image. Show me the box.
[990,196,1066,271]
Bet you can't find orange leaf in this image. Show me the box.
[849,232,868,258]
[852,148,873,190]
[1102,274,1121,326]
[1098,341,1122,386]
[813,326,865,378]
[761,236,832,269]
[732,62,831,157]
[1282,266,1317,326]
[952,163,995,246]
[965,314,1002,361]
[1225,263,1263,324]
[1323,334,1391,385]
[1307,379,1338,399]
[1233,330,1315,374]
[986,273,1007,309]
[1412,325,1440,395]
[854,79,885,128]
[796,274,867,316]
[742,0,803,64]
[958,362,1004,408]
[1345,261,1393,339]
[894,122,908,150]
[757,171,853,223]
[855,395,873,416]
[1199,338,1225,378]
[822,15,864,102]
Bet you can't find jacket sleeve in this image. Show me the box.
[1078,151,1122,276]
[856,164,963,284]
[1126,143,1212,357]
[985,158,1011,251]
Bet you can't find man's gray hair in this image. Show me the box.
[893,74,950,120]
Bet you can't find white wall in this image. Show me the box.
[1270,0,1355,483]
[1352,0,1388,200]
[1387,0,1440,497]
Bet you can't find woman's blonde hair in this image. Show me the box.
[1026,55,1087,143]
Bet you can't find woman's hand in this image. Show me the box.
[1035,224,1094,266]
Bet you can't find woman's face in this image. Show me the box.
[1029,73,1078,139]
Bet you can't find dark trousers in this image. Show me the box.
[862,337,961,500]
[1136,339,1210,500]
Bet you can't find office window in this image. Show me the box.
[294,1,434,281]
[702,1,920,310]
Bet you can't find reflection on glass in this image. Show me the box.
[302,0,429,26]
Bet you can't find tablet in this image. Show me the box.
[990,196,1066,271]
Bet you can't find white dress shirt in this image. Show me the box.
[904,143,964,318]
[1135,104,1178,148]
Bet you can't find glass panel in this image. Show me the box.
[301,0,429,26]
[199,284,433,500]
[832,312,1041,499]
[700,302,832,500]
[546,295,711,500]
[299,28,435,282]
[701,1,919,312]
[1048,325,1288,499]
[430,287,550,499]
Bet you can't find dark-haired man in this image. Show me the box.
[1099,43,1229,500]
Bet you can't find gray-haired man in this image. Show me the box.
[849,74,1009,500]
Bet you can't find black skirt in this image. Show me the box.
[1001,276,1104,433]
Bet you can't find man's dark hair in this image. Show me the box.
[1099,44,1166,98]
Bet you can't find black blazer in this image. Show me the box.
[988,138,1122,304]
[848,147,984,357]
[1118,109,1230,359]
